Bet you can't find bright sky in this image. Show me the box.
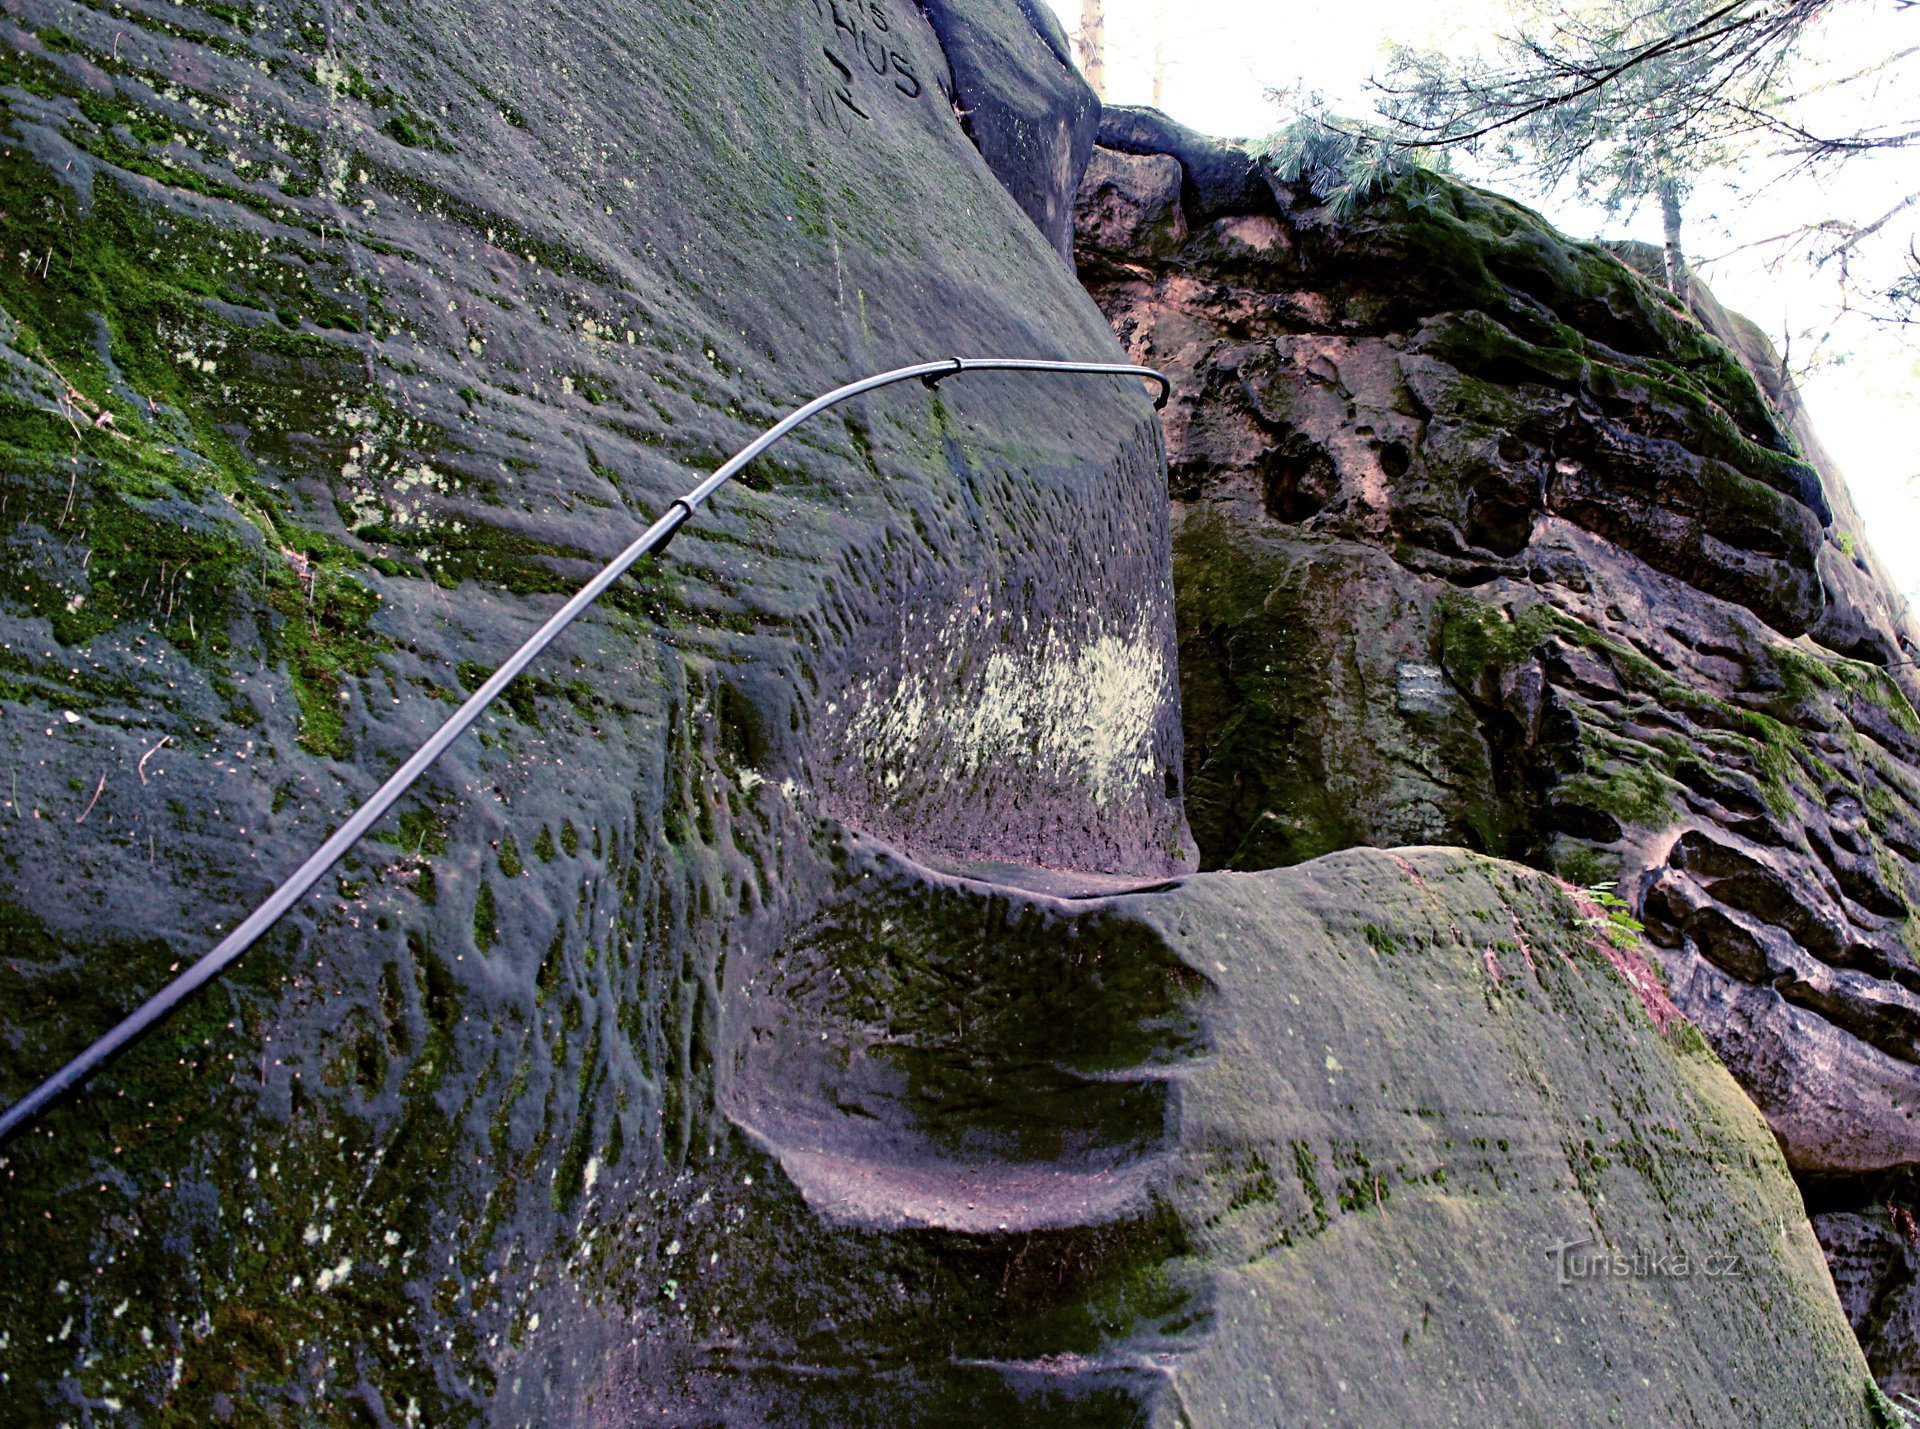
[1046,0,1920,612]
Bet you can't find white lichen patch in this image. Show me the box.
[331,399,458,535]
[313,55,354,100]
[841,600,1167,807]
[314,1256,353,1292]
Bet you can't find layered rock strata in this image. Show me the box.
[1076,105,1920,1384]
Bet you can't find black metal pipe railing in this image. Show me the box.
[0,356,1170,1149]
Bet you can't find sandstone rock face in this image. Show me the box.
[1813,1199,1920,1395]
[919,0,1099,263]
[1077,109,1920,1386]
[1076,117,1920,1181]
[0,10,1885,1423]
[643,840,1884,1426]
[1094,106,1269,222]
[0,0,1178,1416]
[1114,849,1878,1429]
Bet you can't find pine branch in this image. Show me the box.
[1377,1,1822,150]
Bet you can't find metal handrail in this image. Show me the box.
[0,356,1170,1148]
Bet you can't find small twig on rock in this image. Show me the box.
[137,735,170,785]
[54,391,83,445]
[75,772,106,823]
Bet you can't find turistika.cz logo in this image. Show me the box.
[1547,1237,1746,1287]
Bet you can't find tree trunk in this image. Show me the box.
[1150,0,1168,108]
[1078,0,1105,98]
[1659,177,1689,308]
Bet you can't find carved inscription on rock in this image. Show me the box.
[810,0,929,136]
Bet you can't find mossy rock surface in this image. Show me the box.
[1133,847,1875,1427]
[548,837,1878,1425]
[1078,136,1920,1177]
[1079,127,1920,1390]
[0,0,1184,1419]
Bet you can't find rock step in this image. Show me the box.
[725,834,1211,1236]
[740,1131,1165,1234]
